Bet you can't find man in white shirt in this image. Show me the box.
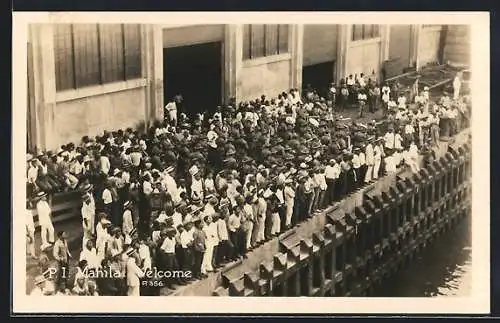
[453,73,461,100]
[324,158,340,204]
[357,73,366,87]
[27,159,39,190]
[384,129,396,151]
[364,139,374,183]
[351,149,361,189]
[215,211,229,265]
[392,148,403,169]
[190,167,205,202]
[164,98,178,126]
[172,207,183,232]
[283,180,295,229]
[397,93,407,109]
[80,239,100,270]
[394,130,404,150]
[35,192,54,248]
[81,194,95,248]
[358,147,366,187]
[201,216,218,274]
[95,215,111,260]
[373,138,383,180]
[99,153,111,176]
[357,90,368,118]
[138,239,152,272]
[251,190,266,244]
[429,112,441,145]
[102,182,113,217]
[404,121,415,146]
[125,248,145,296]
[122,201,134,237]
[404,141,420,173]
[422,86,430,103]
[180,219,194,272]
[385,154,397,174]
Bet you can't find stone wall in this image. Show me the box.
[303,25,338,66]
[237,56,292,101]
[52,84,147,147]
[419,26,443,66]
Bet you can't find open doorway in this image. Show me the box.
[302,61,335,99]
[163,41,222,119]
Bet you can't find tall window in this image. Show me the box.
[243,24,289,60]
[54,24,142,91]
[351,24,380,41]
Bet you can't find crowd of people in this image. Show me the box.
[26,71,471,296]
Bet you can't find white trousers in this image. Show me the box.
[257,216,266,242]
[40,222,55,247]
[373,159,381,180]
[285,202,294,227]
[364,165,373,183]
[127,285,141,296]
[201,242,214,274]
[453,85,460,100]
[245,222,254,249]
[169,110,177,126]
[271,213,281,235]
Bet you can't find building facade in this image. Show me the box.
[27,24,470,151]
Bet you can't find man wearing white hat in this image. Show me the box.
[35,191,54,249]
[125,248,145,296]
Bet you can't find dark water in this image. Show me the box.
[374,213,472,297]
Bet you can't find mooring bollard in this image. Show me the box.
[312,232,327,296]
[363,193,384,273]
[332,218,350,296]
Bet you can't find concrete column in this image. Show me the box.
[152,25,164,121]
[290,24,304,90]
[336,24,350,83]
[410,25,422,70]
[31,23,57,150]
[379,25,391,64]
[143,25,164,126]
[142,25,153,127]
[225,24,243,103]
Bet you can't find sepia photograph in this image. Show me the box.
[12,12,489,314]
